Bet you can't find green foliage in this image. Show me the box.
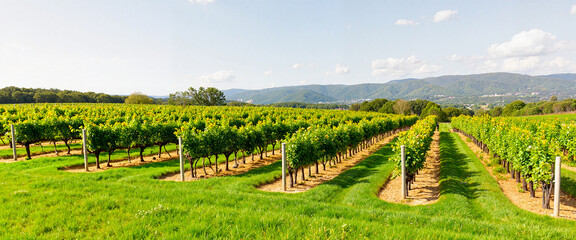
[0,86,125,104]
[359,98,388,112]
[393,116,438,176]
[267,102,348,110]
[169,87,226,106]
[124,92,155,105]
[452,115,563,187]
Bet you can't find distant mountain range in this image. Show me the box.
[224,72,576,105]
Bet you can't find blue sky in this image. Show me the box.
[1,0,576,95]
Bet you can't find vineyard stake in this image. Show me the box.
[282,143,286,192]
[554,156,561,217]
[11,124,16,161]
[179,137,184,182]
[401,145,406,199]
[82,129,88,172]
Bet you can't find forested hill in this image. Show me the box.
[224,72,576,105]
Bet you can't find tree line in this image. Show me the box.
[476,96,576,117]
[349,98,473,121]
[0,86,125,104]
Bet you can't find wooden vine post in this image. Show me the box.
[11,124,16,161]
[554,156,561,217]
[401,145,406,199]
[82,129,88,172]
[179,137,184,182]
[282,143,286,192]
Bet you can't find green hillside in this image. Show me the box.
[224,72,576,105]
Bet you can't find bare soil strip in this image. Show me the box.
[61,150,180,173]
[562,164,576,173]
[0,140,80,150]
[161,150,282,181]
[258,134,399,193]
[378,131,441,205]
[1,149,84,163]
[455,131,576,220]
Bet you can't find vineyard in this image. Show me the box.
[2,104,576,239]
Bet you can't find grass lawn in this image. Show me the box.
[0,124,575,239]
[516,113,576,121]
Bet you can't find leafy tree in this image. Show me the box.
[393,99,411,115]
[359,98,388,112]
[550,95,557,101]
[502,100,526,116]
[378,101,395,114]
[34,91,58,103]
[409,99,431,115]
[349,103,361,111]
[488,107,503,117]
[125,92,155,104]
[168,87,226,106]
[192,87,226,106]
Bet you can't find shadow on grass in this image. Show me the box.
[438,131,481,200]
[561,170,576,198]
[307,140,396,202]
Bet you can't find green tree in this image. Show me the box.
[393,99,411,115]
[378,101,395,114]
[34,91,58,103]
[409,99,431,115]
[488,106,503,117]
[550,95,557,101]
[192,87,226,106]
[349,103,361,111]
[125,92,155,104]
[502,100,526,116]
[359,98,388,112]
[168,87,226,106]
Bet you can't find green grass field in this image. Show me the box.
[515,112,576,121]
[1,124,576,239]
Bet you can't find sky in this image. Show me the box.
[1,0,576,96]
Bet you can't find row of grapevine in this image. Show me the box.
[282,115,418,187]
[1,104,411,175]
[452,116,560,209]
[393,116,438,194]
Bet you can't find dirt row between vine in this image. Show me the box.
[378,130,440,205]
[62,150,180,172]
[161,150,282,181]
[1,148,84,163]
[0,140,80,150]
[258,133,400,193]
[454,130,576,220]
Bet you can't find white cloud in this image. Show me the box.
[447,54,485,63]
[501,57,540,72]
[433,10,457,22]
[474,56,576,75]
[547,57,576,73]
[395,19,419,26]
[488,29,563,58]
[571,4,576,14]
[264,71,273,75]
[197,71,235,83]
[327,63,349,75]
[189,0,214,4]
[371,56,441,78]
[292,63,303,69]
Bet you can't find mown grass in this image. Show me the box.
[515,113,576,121]
[0,124,575,239]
